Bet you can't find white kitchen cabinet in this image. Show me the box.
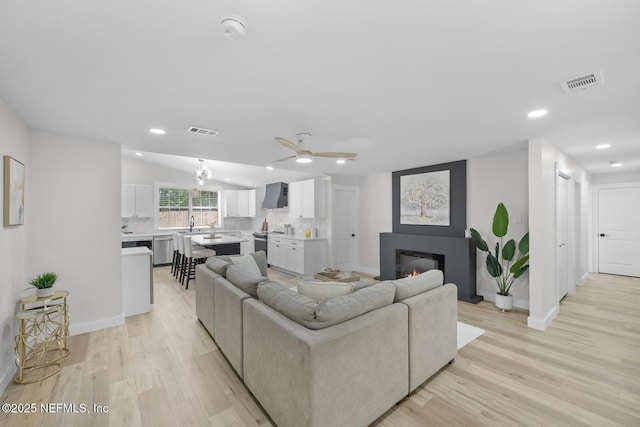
[122,184,153,218]
[267,236,326,276]
[122,247,153,317]
[224,189,256,217]
[288,179,326,219]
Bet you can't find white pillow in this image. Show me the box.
[296,277,354,302]
[230,254,262,277]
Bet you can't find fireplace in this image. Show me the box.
[396,250,444,278]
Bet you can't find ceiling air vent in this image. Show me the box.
[560,71,604,94]
[186,126,219,137]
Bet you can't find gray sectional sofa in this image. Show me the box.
[195,251,457,427]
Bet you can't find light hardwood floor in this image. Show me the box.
[1,269,639,426]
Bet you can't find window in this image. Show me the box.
[157,185,220,229]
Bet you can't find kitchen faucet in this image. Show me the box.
[190,215,195,232]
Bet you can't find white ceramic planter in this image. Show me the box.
[36,287,55,298]
[495,293,513,312]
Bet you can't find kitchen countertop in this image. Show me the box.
[267,234,327,241]
[191,234,248,246]
[121,247,153,256]
[121,229,253,240]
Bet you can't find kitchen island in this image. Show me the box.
[191,233,248,255]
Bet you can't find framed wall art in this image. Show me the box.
[392,160,466,237]
[4,155,25,226]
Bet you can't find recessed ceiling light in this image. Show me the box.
[596,144,611,149]
[149,128,166,135]
[610,161,622,167]
[336,159,346,164]
[135,152,143,157]
[220,15,247,40]
[225,178,231,181]
[527,109,548,118]
[266,166,274,171]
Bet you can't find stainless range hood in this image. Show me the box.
[262,182,288,209]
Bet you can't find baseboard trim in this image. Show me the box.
[0,366,17,396]
[69,314,124,336]
[527,306,559,331]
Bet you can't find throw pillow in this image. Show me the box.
[296,277,354,302]
[225,265,268,297]
[391,269,444,302]
[205,257,231,276]
[230,254,262,277]
[257,281,318,323]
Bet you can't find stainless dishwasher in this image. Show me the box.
[153,235,173,265]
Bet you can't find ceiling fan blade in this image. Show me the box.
[272,154,297,163]
[310,151,357,159]
[275,137,301,153]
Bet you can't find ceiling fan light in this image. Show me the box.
[296,154,313,163]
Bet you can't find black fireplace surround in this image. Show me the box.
[381,160,482,304]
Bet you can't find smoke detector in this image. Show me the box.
[560,71,604,94]
[220,15,247,40]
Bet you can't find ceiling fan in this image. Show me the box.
[273,133,357,164]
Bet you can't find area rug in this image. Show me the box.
[457,321,485,349]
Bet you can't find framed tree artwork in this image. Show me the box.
[392,160,466,237]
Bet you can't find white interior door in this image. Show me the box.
[333,187,358,272]
[556,174,569,300]
[598,187,640,277]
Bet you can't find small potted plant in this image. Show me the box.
[29,272,57,298]
[470,203,529,311]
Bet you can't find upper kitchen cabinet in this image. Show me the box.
[289,179,326,218]
[122,184,153,218]
[224,189,256,217]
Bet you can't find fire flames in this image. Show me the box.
[405,269,419,278]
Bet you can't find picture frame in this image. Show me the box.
[4,155,25,226]
[392,160,466,237]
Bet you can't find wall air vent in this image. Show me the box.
[560,71,604,94]
[186,126,219,137]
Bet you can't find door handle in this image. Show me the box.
[351,233,356,237]
[599,233,609,237]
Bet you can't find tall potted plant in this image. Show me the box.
[470,203,529,311]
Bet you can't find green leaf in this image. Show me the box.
[486,253,502,278]
[492,203,509,237]
[502,239,516,261]
[510,255,529,274]
[513,264,529,279]
[469,228,488,252]
[519,232,529,255]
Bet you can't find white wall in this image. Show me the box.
[467,148,530,308]
[30,131,123,335]
[357,173,392,275]
[590,170,640,185]
[528,138,590,330]
[0,99,31,392]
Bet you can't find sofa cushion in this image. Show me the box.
[257,281,318,323]
[257,281,396,330]
[226,264,269,298]
[205,257,231,276]
[314,282,396,325]
[391,269,444,302]
[296,277,354,302]
[249,251,268,277]
[230,254,262,277]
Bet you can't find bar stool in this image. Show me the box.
[182,235,216,289]
[171,233,180,277]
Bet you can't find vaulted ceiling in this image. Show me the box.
[1,0,639,183]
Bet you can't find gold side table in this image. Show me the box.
[20,290,70,358]
[14,305,64,384]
